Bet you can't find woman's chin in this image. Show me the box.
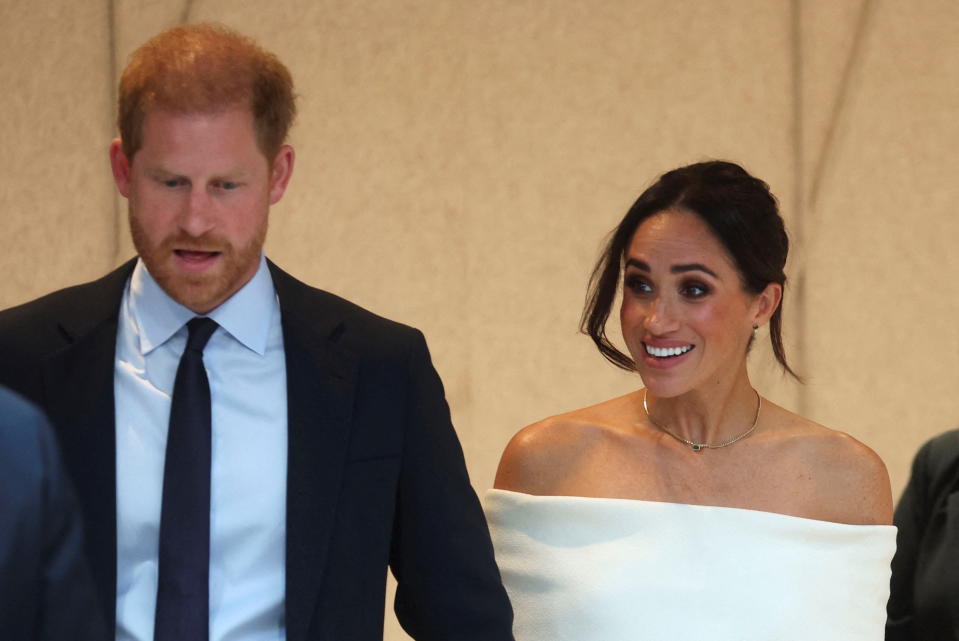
[638,377,691,399]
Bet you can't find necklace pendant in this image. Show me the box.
[691,443,704,452]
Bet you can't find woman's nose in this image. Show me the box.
[643,296,678,333]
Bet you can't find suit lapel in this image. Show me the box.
[39,259,359,637]
[41,260,136,627]
[44,319,120,623]
[271,264,358,641]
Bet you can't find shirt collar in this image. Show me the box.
[130,255,278,356]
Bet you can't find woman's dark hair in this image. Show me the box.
[580,160,799,380]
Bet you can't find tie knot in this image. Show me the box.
[185,317,219,353]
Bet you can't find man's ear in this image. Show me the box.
[268,144,295,205]
[109,139,132,198]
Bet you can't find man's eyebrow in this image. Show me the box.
[145,167,250,179]
[145,166,188,179]
[624,258,719,279]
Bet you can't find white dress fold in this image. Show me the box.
[485,489,896,641]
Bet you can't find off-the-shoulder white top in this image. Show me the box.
[485,489,896,641]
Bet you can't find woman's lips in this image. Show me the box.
[641,342,695,369]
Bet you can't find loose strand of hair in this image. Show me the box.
[581,231,636,372]
[770,306,802,382]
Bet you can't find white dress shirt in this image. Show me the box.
[115,256,288,641]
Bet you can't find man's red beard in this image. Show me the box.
[129,211,266,314]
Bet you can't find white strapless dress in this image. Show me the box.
[485,489,896,641]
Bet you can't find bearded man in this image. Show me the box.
[0,23,513,641]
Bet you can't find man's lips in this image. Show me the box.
[174,249,221,261]
[173,249,221,271]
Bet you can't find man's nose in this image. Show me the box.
[178,187,216,237]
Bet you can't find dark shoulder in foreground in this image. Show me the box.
[894,428,959,509]
[0,385,46,433]
[911,428,959,478]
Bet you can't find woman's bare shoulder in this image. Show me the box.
[767,404,893,525]
[493,392,640,495]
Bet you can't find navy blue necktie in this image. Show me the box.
[155,317,218,641]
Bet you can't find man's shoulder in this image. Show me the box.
[0,260,134,360]
[0,261,133,329]
[912,428,959,485]
[268,261,422,348]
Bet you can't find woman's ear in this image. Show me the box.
[751,282,783,328]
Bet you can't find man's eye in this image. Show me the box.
[217,181,239,190]
[162,178,183,188]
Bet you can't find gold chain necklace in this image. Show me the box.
[642,389,762,452]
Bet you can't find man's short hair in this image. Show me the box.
[117,23,296,160]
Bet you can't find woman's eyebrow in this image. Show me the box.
[670,263,719,279]
[624,258,719,280]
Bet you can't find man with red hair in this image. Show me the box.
[0,23,513,641]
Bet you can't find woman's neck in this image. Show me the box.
[643,374,760,447]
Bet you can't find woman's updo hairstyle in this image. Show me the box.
[580,160,798,380]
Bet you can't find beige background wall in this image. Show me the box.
[2,1,957,638]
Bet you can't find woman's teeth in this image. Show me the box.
[645,344,693,358]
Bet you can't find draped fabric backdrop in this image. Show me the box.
[2,1,957,638]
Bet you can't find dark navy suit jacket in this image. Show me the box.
[0,385,107,641]
[887,429,959,640]
[0,259,513,641]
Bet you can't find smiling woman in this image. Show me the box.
[584,161,795,380]
[485,161,897,640]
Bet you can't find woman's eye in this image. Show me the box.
[624,275,652,294]
[681,282,710,298]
